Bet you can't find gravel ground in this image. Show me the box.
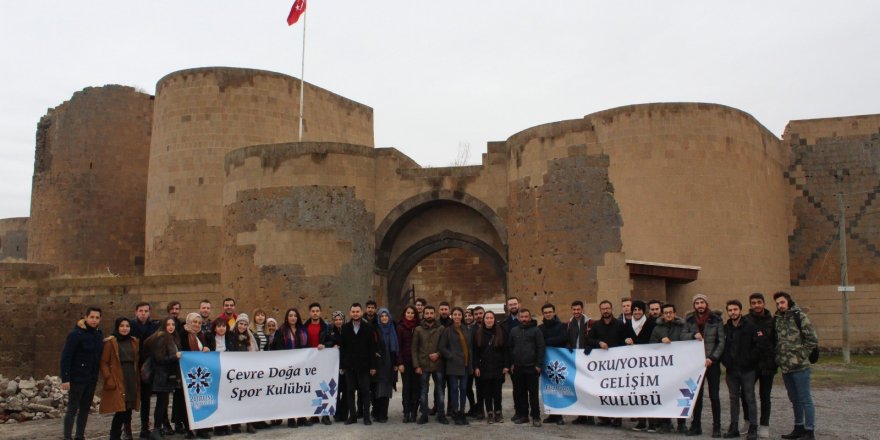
[2,381,876,440]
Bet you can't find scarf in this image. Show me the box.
[113,317,132,342]
[284,327,306,349]
[377,308,399,354]
[453,324,469,367]
[630,314,647,336]
[695,310,711,334]
[399,317,418,333]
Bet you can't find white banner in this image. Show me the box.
[542,340,706,418]
[179,349,340,429]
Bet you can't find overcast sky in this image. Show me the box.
[1,1,878,219]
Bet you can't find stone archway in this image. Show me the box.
[375,191,508,315]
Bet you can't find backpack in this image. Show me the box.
[792,312,820,364]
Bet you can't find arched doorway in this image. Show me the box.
[375,190,508,316]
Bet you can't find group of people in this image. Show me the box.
[59,291,819,440]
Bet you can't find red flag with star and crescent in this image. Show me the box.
[287,0,307,25]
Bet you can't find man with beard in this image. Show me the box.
[197,299,212,334]
[721,300,759,440]
[364,300,379,327]
[61,306,103,440]
[412,306,449,425]
[587,300,628,428]
[502,297,520,331]
[647,299,663,320]
[567,300,593,425]
[340,303,378,426]
[466,305,486,418]
[415,298,427,320]
[745,293,776,439]
[217,297,238,329]
[626,300,658,432]
[686,294,725,437]
[509,308,545,427]
[130,302,159,439]
[438,302,452,327]
[774,291,817,440]
[650,303,693,434]
[539,304,568,425]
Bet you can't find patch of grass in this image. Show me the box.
[809,354,880,387]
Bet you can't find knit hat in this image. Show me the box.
[236,313,250,325]
[632,300,647,312]
[692,293,709,305]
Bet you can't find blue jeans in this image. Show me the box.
[782,368,815,430]
[420,371,445,417]
[447,375,467,413]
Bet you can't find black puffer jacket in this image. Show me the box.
[60,320,104,384]
[685,311,725,362]
[747,309,777,375]
[721,318,759,372]
[587,317,628,349]
[539,317,569,348]
[649,317,692,343]
[508,320,545,368]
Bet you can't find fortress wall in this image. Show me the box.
[0,217,28,261]
[28,86,153,276]
[503,119,626,312]
[784,116,880,287]
[790,283,880,349]
[221,143,379,314]
[0,272,219,377]
[145,68,374,276]
[591,104,793,309]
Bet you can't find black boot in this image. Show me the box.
[723,423,740,438]
[801,430,815,440]
[687,422,703,436]
[781,425,805,439]
[746,424,758,440]
[109,417,123,440]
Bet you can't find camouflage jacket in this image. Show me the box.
[773,304,818,374]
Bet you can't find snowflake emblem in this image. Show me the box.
[311,379,338,416]
[545,360,568,385]
[186,366,212,395]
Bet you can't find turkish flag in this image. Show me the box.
[287,0,307,26]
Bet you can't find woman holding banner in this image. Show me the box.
[178,313,212,439]
[329,310,348,423]
[269,308,312,428]
[143,317,181,440]
[228,314,259,434]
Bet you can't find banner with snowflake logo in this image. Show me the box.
[541,340,705,418]
[179,348,340,429]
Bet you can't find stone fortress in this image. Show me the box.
[1,66,878,377]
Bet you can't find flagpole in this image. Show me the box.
[298,11,306,142]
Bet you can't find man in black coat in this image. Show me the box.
[340,303,378,426]
[722,300,760,440]
[745,293,776,439]
[625,300,658,432]
[60,306,103,440]
[587,300,628,428]
[508,308,545,427]
[539,303,568,425]
[130,302,160,438]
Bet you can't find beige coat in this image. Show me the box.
[99,336,140,414]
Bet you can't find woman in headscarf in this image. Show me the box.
[439,307,473,425]
[396,305,420,423]
[329,310,348,423]
[265,317,278,348]
[176,313,211,438]
[373,308,398,423]
[268,308,312,428]
[473,310,508,424]
[143,317,181,439]
[100,317,140,440]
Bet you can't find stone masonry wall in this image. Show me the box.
[0,272,219,378]
[784,115,880,286]
[28,86,153,275]
[403,247,506,308]
[0,218,28,261]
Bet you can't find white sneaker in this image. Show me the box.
[758,425,770,438]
